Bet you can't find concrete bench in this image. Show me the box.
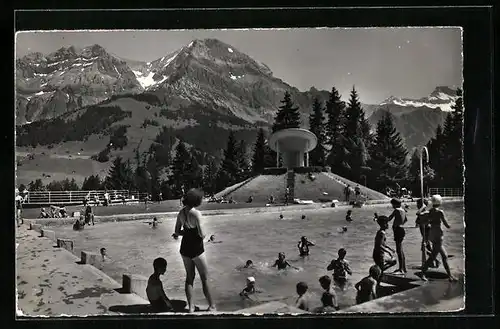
[80,251,103,267]
[122,274,149,300]
[56,238,74,252]
[41,228,56,241]
[30,223,42,232]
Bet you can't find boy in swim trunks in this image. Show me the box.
[146,257,174,312]
[415,199,440,268]
[327,248,352,289]
[272,252,298,270]
[387,198,408,274]
[318,275,339,311]
[355,265,381,304]
[295,281,310,311]
[420,195,458,282]
[297,236,315,256]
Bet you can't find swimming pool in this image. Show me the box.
[50,202,464,312]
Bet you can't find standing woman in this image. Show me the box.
[172,188,216,312]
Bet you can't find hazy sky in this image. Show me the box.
[16,28,462,104]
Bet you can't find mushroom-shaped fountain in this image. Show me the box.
[268,128,318,168]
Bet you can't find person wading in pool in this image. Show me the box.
[387,198,408,274]
[172,188,216,312]
[297,236,315,256]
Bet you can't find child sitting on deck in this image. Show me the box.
[355,265,381,304]
[146,257,174,312]
[295,281,310,311]
[317,275,339,312]
[327,248,352,289]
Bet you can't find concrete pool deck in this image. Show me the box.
[16,225,150,317]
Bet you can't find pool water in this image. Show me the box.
[51,202,464,312]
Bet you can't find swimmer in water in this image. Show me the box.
[297,236,315,256]
[346,210,353,222]
[100,247,107,261]
[243,260,254,268]
[239,277,257,297]
[272,252,298,270]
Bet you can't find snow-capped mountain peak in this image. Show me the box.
[379,86,459,112]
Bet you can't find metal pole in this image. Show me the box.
[276,141,280,168]
[420,146,429,268]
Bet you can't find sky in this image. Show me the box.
[15,28,462,104]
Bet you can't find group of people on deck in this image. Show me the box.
[143,187,456,313]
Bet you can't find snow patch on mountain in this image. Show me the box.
[379,87,458,112]
[230,73,244,80]
[133,70,156,89]
[228,47,233,53]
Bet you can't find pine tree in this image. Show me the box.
[203,159,218,196]
[325,87,346,171]
[340,86,369,180]
[443,88,464,188]
[105,156,134,190]
[272,91,301,132]
[427,124,445,187]
[28,179,45,191]
[236,140,251,181]
[308,97,327,166]
[82,175,102,190]
[146,154,161,200]
[169,141,191,197]
[216,131,239,191]
[185,153,203,190]
[368,111,409,191]
[251,128,267,174]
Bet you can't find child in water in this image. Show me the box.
[295,282,310,311]
[100,248,107,262]
[73,215,85,231]
[297,236,315,256]
[345,210,353,222]
[146,257,174,312]
[387,198,408,274]
[327,248,352,289]
[272,252,298,270]
[239,277,257,297]
[420,195,458,282]
[243,260,253,268]
[355,265,381,304]
[318,275,339,312]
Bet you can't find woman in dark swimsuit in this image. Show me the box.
[173,188,216,312]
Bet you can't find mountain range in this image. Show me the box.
[15,38,458,184]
